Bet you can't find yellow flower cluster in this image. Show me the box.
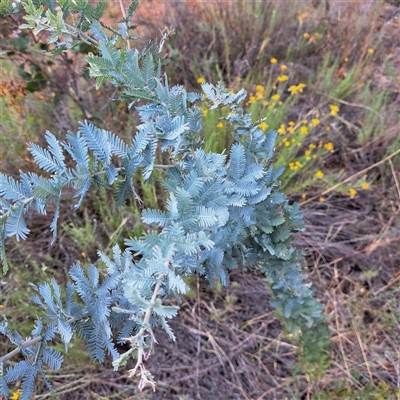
[349,188,357,199]
[258,121,269,131]
[248,85,266,104]
[300,126,308,135]
[289,161,302,170]
[11,390,22,400]
[248,95,256,104]
[330,104,339,116]
[361,182,369,190]
[255,85,265,100]
[277,124,286,135]
[288,83,306,95]
[277,75,289,82]
[324,142,334,152]
[197,77,206,84]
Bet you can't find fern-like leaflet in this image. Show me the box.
[0,0,330,397]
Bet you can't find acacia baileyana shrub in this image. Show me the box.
[0,1,330,397]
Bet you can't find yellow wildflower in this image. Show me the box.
[256,92,264,101]
[288,161,301,170]
[330,104,339,116]
[277,75,289,82]
[300,126,308,135]
[312,118,320,127]
[0,304,3,308]
[248,95,256,104]
[298,84,306,93]
[262,100,269,106]
[310,33,319,42]
[255,84,265,93]
[324,142,334,152]
[255,85,265,100]
[288,83,306,95]
[367,48,374,54]
[258,121,269,131]
[315,170,324,179]
[304,33,310,39]
[297,142,302,147]
[285,141,290,147]
[270,58,278,64]
[319,197,326,202]
[203,109,208,117]
[361,182,369,190]
[81,252,86,257]
[301,193,307,199]
[197,77,206,84]
[349,188,357,199]
[344,57,349,62]
[271,94,280,101]
[309,143,316,149]
[216,122,224,128]
[288,121,295,126]
[326,126,331,131]
[11,390,22,400]
[302,119,308,124]
[280,65,287,71]
[236,76,242,82]
[288,126,295,133]
[277,124,286,135]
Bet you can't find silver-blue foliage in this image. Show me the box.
[0,0,329,396]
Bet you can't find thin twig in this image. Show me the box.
[373,274,400,297]
[389,159,400,201]
[118,0,131,50]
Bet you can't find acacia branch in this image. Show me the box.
[0,317,78,364]
[112,280,161,373]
